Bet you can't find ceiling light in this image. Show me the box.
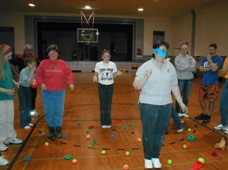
[84,5,92,10]
[138,8,144,12]
[28,3,36,7]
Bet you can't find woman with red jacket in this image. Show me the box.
[35,44,74,138]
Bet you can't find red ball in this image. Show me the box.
[31,79,38,88]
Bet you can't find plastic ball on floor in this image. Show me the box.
[211,151,218,156]
[183,144,188,149]
[24,156,30,161]
[72,159,77,165]
[137,138,142,143]
[123,125,127,129]
[101,150,106,155]
[188,128,191,132]
[110,135,115,139]
[125,151,130,156]
[86,134,91,140]
[123,164,129,169]
[77,121,81,125]
[167,159,172,165]
[187,135,195,141]
[63,134,68,139]
[44,142,49,147]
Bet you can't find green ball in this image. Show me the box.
[188,128,191,132]
[45,142,49,146]
[198,157,205,164]
[77,121,81,125]
[123,125,127,129]
[167,159,172,165]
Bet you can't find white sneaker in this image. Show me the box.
[225,129,228,135]
[101,125,107,128]
[214,124,225,131]
[152,158,162,168]
[29,123,34,127]
[24,126,30,129]
[178,113,183,118]
[0,143,8,151]
[177,128,184,133]
[5,138,23,145]
[106,125,111,128]
[0,156,8,166]
[144,159,153,169]
[178,113,189,118]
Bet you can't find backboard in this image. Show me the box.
[77,28,99,43]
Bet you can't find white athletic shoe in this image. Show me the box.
[225,129,228,135]
[24,126,30,129]
[101,125,107,128]
[178,113,189,118]
[106,125,111,128]
[0,156,8,166]
[177,128,184,133]
[0,143,8,151]
[5,138,23,145]
[152,158,162,168]
[214,124,225,131]
[144,159,153,169]
[29,123,34,127]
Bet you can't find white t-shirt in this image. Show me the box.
[95,61,117,85]
[135,58,178,105]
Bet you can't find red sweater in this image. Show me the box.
[35,59,73,91]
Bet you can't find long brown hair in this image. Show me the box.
[0,44,12,81]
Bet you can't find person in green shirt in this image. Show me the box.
[0,45,23,156]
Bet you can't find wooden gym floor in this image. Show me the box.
[1,72,228,170]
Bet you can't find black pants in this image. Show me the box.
[98,83,113,126]
[31,87,37,110]
[18,86,32,128]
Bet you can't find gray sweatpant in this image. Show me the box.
[0,100,17,144]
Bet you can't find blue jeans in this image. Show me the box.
[42,90,65,127]
[219,79,228,126]
[139,103,172,159]
[172,107,184,129]
[18,86,32,128]
[176,79,193,113]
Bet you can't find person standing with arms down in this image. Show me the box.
[35,44,74,138]
[133,41,187,169]
[93,49,122,128]
[195,43,223,123]
[214,56,228,134]
[175,44,196,118]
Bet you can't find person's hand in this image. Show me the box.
[41,84,47,90]
[93,76,97,82]
[144,69,152,79]
[5,89,15,95]
[116,70,122,76]
[69,84,74,90]
[14,82,20,88]
[32,66,37,72]
[179,102,188,113]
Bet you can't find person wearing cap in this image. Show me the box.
[195,43,223,123]
[0,44,23,154]
[35,44,74,138]
[11,44,40,117]
[133,41,187,169]
[174,44,196,118]
[93,49,122,128]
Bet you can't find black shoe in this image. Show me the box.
[56,127,62,138]
[48,126,55,138]
[203,115,211,123]
[195,113,206,120]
